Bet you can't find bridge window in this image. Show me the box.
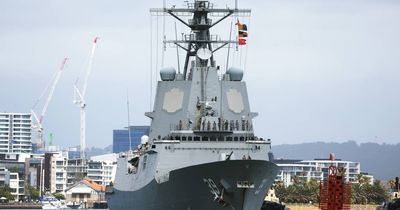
[188,136,193,141]
[234,137,238,141]
[194,136,200,141]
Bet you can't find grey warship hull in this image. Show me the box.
[107,160,279,210]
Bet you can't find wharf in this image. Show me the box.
[0,203,41,209]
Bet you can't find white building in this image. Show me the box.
[87,154,117,186]
[0,113,32,154]
[275,158,370,187]
[9,172,21,200]
[0,153,31,201]
[44,152,68,194]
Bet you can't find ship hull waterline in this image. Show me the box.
[107,160,279,210]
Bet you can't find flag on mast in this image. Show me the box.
[238,38,247,45]
[236,20,248,45]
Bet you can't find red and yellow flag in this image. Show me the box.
[236,20,248,45]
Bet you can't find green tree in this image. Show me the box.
[52,192,65,200]
[25,185,40,201]
[0,185,14,201]
[352,178,388,205]
[274,178,320,203]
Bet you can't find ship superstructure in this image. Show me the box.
[107,1,279,210]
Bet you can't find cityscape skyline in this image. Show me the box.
[1,0,399,148]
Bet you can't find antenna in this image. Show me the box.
[226,21,233,72]
[127,89,132,151]
[150,1,250,79]
[174,22,181,74]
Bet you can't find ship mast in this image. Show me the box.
[150,0,251,80]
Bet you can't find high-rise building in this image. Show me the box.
[0,113,32,154]
[44,152,68,194]
[24,156,44,190]
[113,126,149,153]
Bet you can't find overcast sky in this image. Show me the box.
[1,0,399,149]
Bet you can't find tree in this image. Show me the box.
[274,178,320,203]
[352,178,388,205]
[52,192,65,200]
[25,185,40,201]
[0,185,14,201]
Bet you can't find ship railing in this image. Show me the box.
[169,120,253,132]
[164,132,261,142]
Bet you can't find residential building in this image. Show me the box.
[9,172,21,199]
[275,159,324,187]
[86,154,117,186]
[65,178,106,208]
[113,126,149,153]
[66,159,87,188]
[0,153,30,201]
[360,172,374,184]
[275,158,371,187]
[0,167,10,186]
[44,152,68,194]
[0,113,32,154]
[24,157,44,189]
[89,154,117,186]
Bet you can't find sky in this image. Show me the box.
[1,0,399,149]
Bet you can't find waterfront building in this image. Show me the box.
[44,152,68,194]
[275,158,371,187]
[66,159,87,188]
[65,178,106,208]
[24,156,44,189]
[86,161,115,186]
[87,154,117,186]
[0,153,30,201]
[0,113,32,154]
[0,167,10,186]
[112,126,150,153]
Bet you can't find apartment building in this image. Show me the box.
[0,153,30,201]
[0,113,32,154]
[275,158,371,187]
[44,152,68,194]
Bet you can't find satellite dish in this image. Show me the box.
[196,48,212,60]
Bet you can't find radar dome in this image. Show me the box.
[226,67,244,81]
[141,135,149,144]
[160,67,176,81]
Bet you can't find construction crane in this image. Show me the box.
[73,37,99,164]
[32,57,68,149]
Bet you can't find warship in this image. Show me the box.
[107,1,279,209]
